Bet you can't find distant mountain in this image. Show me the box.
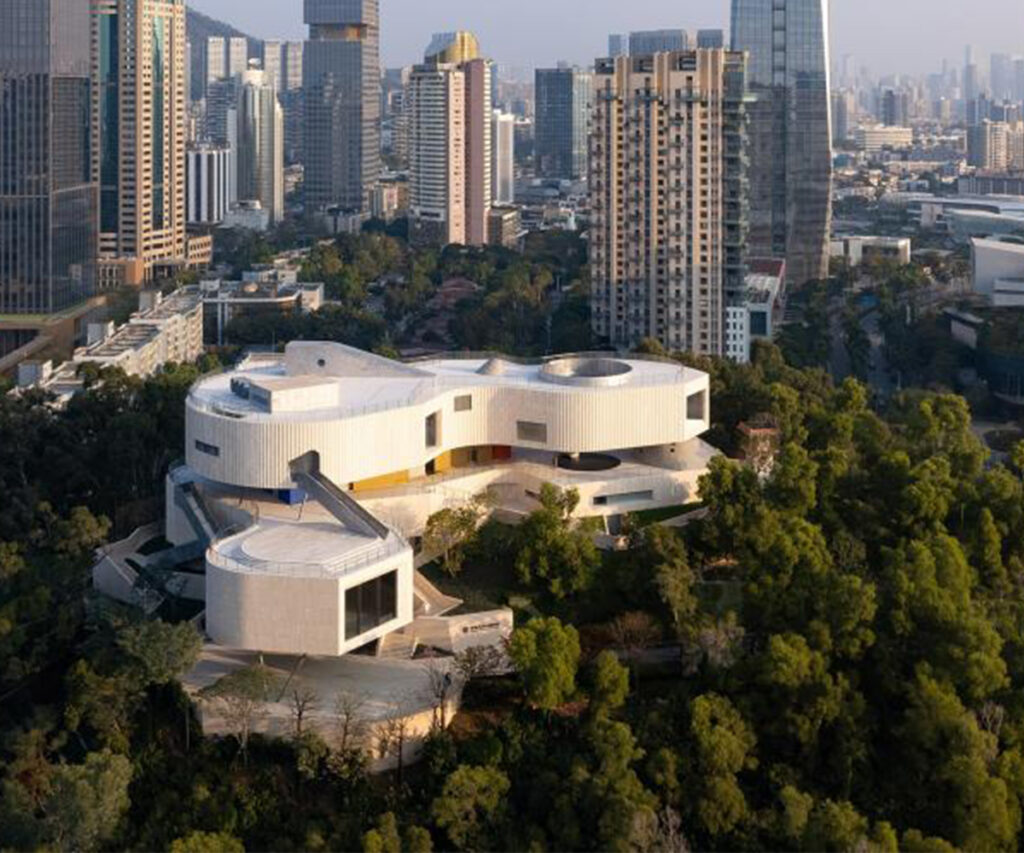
[185,6,263,100]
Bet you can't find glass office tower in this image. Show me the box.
[534,67,591,181]
[731,0,833,287]
[303,0,381,213]
[0,0,97,315]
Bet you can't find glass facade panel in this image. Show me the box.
[344,571,398,640]
[731,0,832,287]
[0,0,96,315]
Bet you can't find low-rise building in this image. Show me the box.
[725,260,785,364]
[972,236,1024,307]
[831,236,912,267]
[16,289,205,404]
[200,271,324,345]
[854,125,914,153]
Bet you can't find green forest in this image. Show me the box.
[3,341,1024,852]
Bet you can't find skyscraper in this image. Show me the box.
[282,41,305,167]
[590,50,749,354]
[205,36,226,96]
[492,111,515,205]
[93,0,188,286]
[534,67,591,180]
[0,0,97,317]
[303,0,380,213]
[628,30,688,56]
[608,35,628,58]
[697,30,725,49]
[407,33,493,247]
[262,40,284,94]
[234,67,284,225]
[991,53,1014,103]
[227,37,248,78]
[186,143,233,225]
[731,0,833,287]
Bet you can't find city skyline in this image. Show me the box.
[190,0,1023,77]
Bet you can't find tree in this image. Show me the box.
[422,495,489,577]
[514,484,600,598]
[289,685,320,737]
[362,813,432,853]
[589,650,629,717]
[508,617,581,710]
[171,831,245,853]
[686,694,757,841]
[42,750,133,852]
[199,664,279,763]
[115,619,202,687]
[610,610,660,686]
[431,764,510,850]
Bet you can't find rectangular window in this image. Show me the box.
[345,571,398,640]
[195,440,220,457]
[593,490,655,507]
[517,421,548,443]
[425,412,439,448]
[687,391,707,421]
[454,394,473,412]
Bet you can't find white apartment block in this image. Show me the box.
[186,144,233,225]
[17,288,204,404]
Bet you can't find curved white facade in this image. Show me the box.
[172,342,714,659]
[186,343,711,491]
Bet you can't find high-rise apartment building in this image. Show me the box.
[283,41,304,91]
[881,88,909,127]
[628,30,688,56]
[205,36,226,96]
[303,0,380,213]
[93,0,188,287]
[234,68,284,225]
[731,0,833,287]
[831,90,855,144]
[407,33,493,246]
[534,67,591,180]
[589,50,749,354]
[227,37,248,78]
[492,111,516,204]
[407,64,466,245]
[0,0,97,317]
[262,40,284,94]
[608,35,628,58]
[967,120,1019,171]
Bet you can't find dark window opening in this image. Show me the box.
[195,440,220,457]
[425,412,439,448]
[345,571,398,640]
[687,391,706,421]
[454,394,473,412]
[517,421,548,443]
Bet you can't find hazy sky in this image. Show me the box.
[190,0,1024,77]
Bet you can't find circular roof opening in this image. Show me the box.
[540,357,633,387]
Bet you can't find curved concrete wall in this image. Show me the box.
[186,376,711,490]
[205,553,415,656]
